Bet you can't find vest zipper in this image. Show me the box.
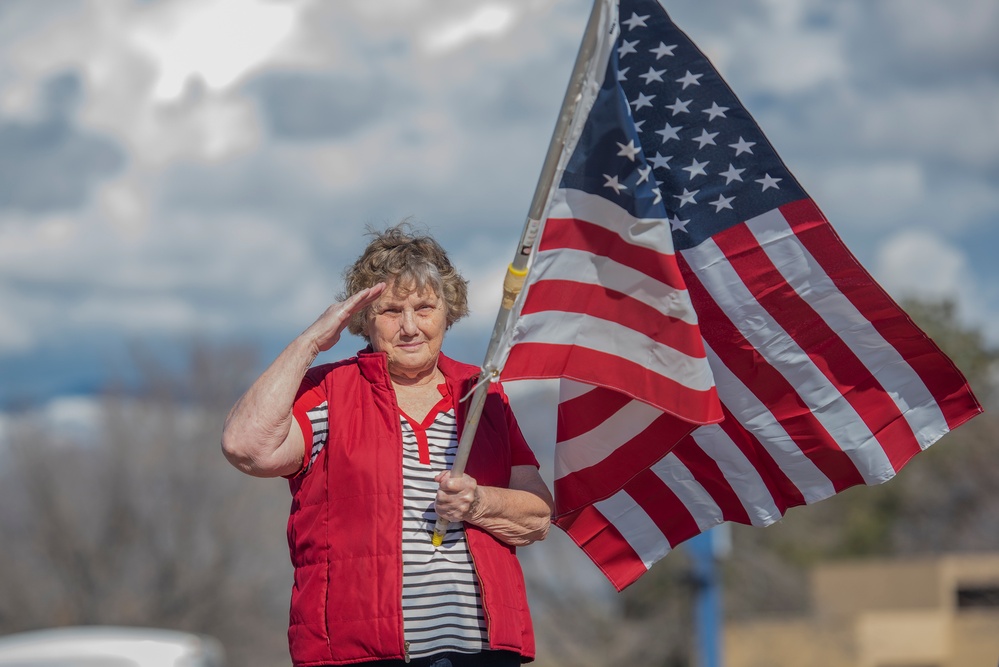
[404,640,411,663]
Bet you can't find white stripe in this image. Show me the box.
[649,453,724,532]
[704,343,836,502]
[529,247,698,324]
[512,310,715,392]
[593,490,670,570]
[553,399,664,479]
[682,236,896,484]
[747,208,951,450]
[689,424,783,526]
[549,187,677,255]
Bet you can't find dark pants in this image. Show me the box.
[361,650,521,667]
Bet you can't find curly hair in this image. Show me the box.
[339,222,470,339]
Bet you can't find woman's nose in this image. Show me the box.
[399,309,419,335]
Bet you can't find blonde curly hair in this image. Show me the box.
[339,222,469,339]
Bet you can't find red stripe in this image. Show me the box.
[555,505,649,592]
[782,199,982,433]
[671,438,753,525]
[714,220,923,473]
[520,279,707,360]
[623,469,701,547]
[540,217,686,290]
[713,405,804,511]
[556,385,634,442]
[504,342,723,424]
[552,408,698,516]
[678,254,866,491]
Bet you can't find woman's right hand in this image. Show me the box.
[304,283,386,353]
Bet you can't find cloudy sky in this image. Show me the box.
[1,0,997,408]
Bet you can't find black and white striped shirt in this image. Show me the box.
[400,407,488,659]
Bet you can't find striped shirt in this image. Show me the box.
[400,403,488,659]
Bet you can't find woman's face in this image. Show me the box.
[365,279,447,383]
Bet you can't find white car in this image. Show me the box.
[0,626,225,667]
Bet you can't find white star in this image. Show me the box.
[639,67,666,85]
[616,139,641,162]
[630,92,655,111]
[665,98,692,115]
[756,173,782,191]
[683,158,709,179]
[634,119,646,133]
[617,66,630,82]
[655,122,682,142]
[650,42,677,59]
[652,188,663,205]
[618,39,639,59]
[730,136,756,156]
[649,152,673,170]
[636,165,652,185]
[693,129,719,149]
[622,12,650,30]
[674,188,699,207]
[719,164,745,184]
[603,174,628,194]
[669,214,690,232]
[710,194,735,212]
[702,102,729,121]
[676,71,703,89]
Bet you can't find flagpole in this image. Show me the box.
[431,0,612,547]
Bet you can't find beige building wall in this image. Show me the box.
[725,554,999,667]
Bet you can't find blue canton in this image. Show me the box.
[560,0,807,251]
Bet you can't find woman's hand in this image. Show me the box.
[303,283,386,354]
[434,466,553,546]
[434,470,480,523]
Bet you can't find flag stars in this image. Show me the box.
[617,66,630,82]
[702,102,729,121]
[618,39,639,59]
[709,194,735,212]
[616,139,641,162]
[756,173,782,191]
[636,165,652,185]
[669,214,690,232]
[649,153,673,170]
[730,136,756,156]
[630,92,655,111]
[603,174,628,194]
[650,42,677,59]
[639,67,666,85]
[676,71,703,89]
[683,157,709,179]
[719,163,745,184]
[666,98,692,115]
[622,12,650,30]
[674,188,699,207]
[651,188,663,205]
[656,122,682,142]
[692,129,718,149]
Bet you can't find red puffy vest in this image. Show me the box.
[285,351,536,665]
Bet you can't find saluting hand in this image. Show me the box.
[303,283,386,353]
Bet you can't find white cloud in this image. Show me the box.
[874,230,969,304]
[130,0,302,102]
[422,4,519,55]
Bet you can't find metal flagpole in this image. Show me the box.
[432,0,613,547]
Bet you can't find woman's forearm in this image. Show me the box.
[467,484,553,546]
[220,335,317,477]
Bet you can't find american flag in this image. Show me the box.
[497,0,982,590]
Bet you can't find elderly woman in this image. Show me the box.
[221,224,553,667]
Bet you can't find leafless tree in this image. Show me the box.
[0,342,294,667]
